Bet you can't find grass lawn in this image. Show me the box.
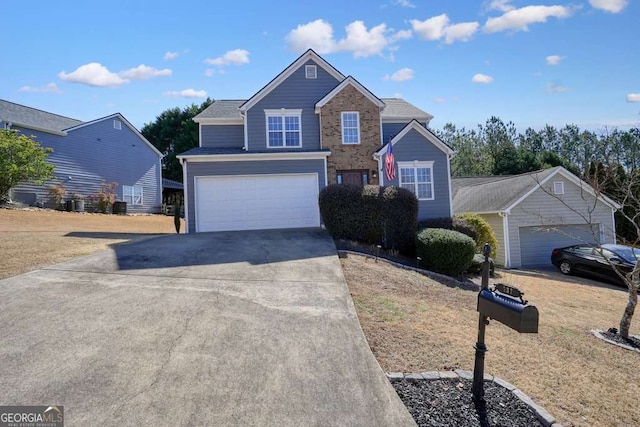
[0,208,183,279]
[342,253,640,427]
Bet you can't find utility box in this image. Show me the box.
[477,286,539,333]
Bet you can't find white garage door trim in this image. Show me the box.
[518,224,600,267]
[194,173,320,232]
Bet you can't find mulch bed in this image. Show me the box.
[600,328,640,351]
[392,379,542,427]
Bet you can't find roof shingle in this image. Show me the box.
[0,99,83,133]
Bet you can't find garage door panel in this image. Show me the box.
[519,224,599,267]
[195,174,320,232]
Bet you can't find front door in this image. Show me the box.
[337,170,368,186]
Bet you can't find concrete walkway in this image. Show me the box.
[0,229,415,426]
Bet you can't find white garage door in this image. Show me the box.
[519,224,599,267]
[195,174,320,232]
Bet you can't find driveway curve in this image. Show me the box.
[0,229,415,426]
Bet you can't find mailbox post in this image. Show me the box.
[472,244,491,416]
[472,244,539,420]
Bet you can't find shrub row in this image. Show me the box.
[319,184,418,253]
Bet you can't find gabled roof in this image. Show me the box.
[452,166,620,214]
[0,99,83,135]
[374,120,453,157]
[239,49,345,112]
[314,76,385,112]
[380,98,433,123]
[194,100,244,123]
[65,113,164,158]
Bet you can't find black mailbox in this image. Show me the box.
[477,288,539,333]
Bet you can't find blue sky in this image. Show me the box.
[2,0,638,132]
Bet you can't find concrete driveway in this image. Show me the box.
[0,229,414,426]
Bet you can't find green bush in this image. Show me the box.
[467,253,495,276]
[319,184,418,253]
[454,213,498,257]
[418,216,478,242]
[416,228,476,277]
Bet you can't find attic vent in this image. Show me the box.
[305,65,317,79]
[553,181,564,195]
[113,120,122,130]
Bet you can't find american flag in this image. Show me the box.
[385,143,396,181]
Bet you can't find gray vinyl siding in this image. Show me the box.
[383,128,451,220]
[506,175,615,268]
[478,213,505,267]
[184,159,326,233]
[10,121,162,213]
[200,124,244,148]
[245,59,341,151]
[382,122,428,144]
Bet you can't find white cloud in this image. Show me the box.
[286,19,336,54]
[546,55,565,65]
[444,22,480,44]
[434,97,446,104]
[546,83,568,93]
[17,82,62,93]
[484,5,575,33]
[336,21,389,58]
[163,89,208,98]
[58,63,171,87]
[119,64,172,80]
[472,73,494,83]
[384,67,414,82]
[204,69,215,77]
[486,0,515,12]
[163,51,179,61]
[286,19,406,58]
[205,49,250,66]
[392,0,415,8]
[58,63,129,87]
[393,92,403,99]
[589,0,628,13]
[627,93,640,103]
[410,14,450,41]
[411,14,479,44]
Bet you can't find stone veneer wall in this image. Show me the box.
[320,85,382,185]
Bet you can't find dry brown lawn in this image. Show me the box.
[0,208,183,279]
[343,253,640,427]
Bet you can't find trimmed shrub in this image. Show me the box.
[416,228,476,277]
[418,216,478,242]
[319,184,418,253]
[467,253,495,276]
[455,213,498,257]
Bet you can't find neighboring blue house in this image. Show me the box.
[1,99,163,213]
[178,49,454,233]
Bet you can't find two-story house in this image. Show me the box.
[177,49,453,233]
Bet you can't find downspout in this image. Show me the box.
[374,153,384,186]
[447,153,454,217]
[180,158,189,234]
[499,211,510,268]
[241,110,248,151]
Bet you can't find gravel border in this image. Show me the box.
[386,371,561,427]
[591,330,640,353]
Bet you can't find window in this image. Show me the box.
[398,161,434,200]
[305,65,317,79]
[113,120,122,130]
[123,185,143,205]
[264,109,302,148]
[553,181,564,195]
[341,112,360,144]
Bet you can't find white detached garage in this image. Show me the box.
[452,167,620,269]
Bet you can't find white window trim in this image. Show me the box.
[397,160,435,201]
[305,65,317,79]
[123,185,143,206]
[341,111,360,145]
[553,181,564,195]
[264,109,303,148]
